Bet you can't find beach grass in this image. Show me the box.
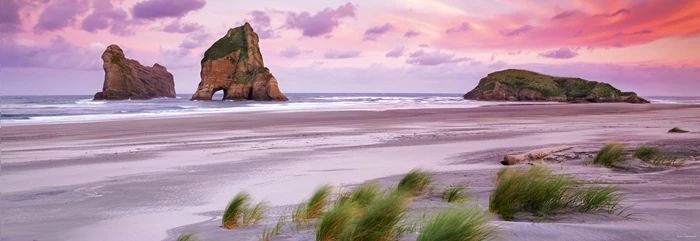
[575,186,622,213]
[442,185,466,203]
[668,127,689,133]
[337,182,382,208]
[243,201,266,226]
[646,157,685,167]
[260,217,284,241]
[417,208,494,241]
[593,143,626,167]
[176,232,198,241]
[293,184,333,229]
[339,192,409,241]
[222,192,251,229]
[489,165,623,220]
[292,202,309,230]
[316,201,361,241]
[633,145,660,161]
[397,169,433,195]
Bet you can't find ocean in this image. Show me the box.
[1,94,698,125]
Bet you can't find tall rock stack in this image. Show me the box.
[94,44,176,100]
[191,23,288,101]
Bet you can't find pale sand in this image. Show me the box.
[1,103,699,241]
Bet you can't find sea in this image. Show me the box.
[1,94,698,125]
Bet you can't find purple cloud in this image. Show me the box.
[500,25,532,36]
[81,1,130,35]
[538,48,578,59]
[551,10,584,20]
[162,20,203,33]
[445,22,470,34]
[323,49,361,59]
[0,36,102,69]
[285,3,356,37]
[34,0,89,33]
[385,46,405,58]
[363,23,394,41]
[247,11,275,39]
[0,0,22,33]
[404,30,420,38]
[280,46,302,58]
[132,0,205,20]
[406,50,469,66]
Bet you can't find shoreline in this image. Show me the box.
[2,103,700,241]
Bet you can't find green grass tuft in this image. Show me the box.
[417,208,495,241]
[243,201,266,226]
[668,127,689,133]
[593,143,626,167]
[575,186,622,213]
[489,165,624,220]
[176,232,198,241]
[222,192,251,229]
[316,202,361,241]
[307,185,333,219]
[633,145,660,161]
[260,217,285,241]
[337,182,382,208]
[397,169,433,195]
[340,192,409,241]
[442,185,466,203]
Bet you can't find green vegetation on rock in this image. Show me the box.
[202,25,250,62]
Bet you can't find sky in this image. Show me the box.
[1,0,699,96]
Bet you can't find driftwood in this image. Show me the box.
[501,146,574,165]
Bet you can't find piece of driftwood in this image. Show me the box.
[501,146,574,165]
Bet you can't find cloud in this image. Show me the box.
[445,22,470,34]
[33,0,89,33]
[280,46,302,58]
[406,50,469,66]
[385,46,405,58]
[500,25,532,37]
[0,36,102,70]
[80,1,131,35]
[404,30,420,38]
[0,0,22,33]
[363,23,394,41]
[132,0,205,20]
[247,11,275,39]
[539,48,578,59]
[162,20,203,33]
[285,2,356,37]
[323,49,361,59]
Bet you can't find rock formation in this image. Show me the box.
[464,69,649,103]
[93,45,176,100]
[191,23,288,101]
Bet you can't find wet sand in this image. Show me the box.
[2,103,700,241]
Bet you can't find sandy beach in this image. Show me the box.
[2,103,700,241]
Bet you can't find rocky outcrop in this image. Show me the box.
[464,69,648,103]
[94,45,176,100]
[191,23,287,101]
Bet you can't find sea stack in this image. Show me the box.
[191,23,288,101]
[93,45,176,100]
[463,69,648,103]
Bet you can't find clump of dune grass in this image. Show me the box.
[633,145,661,161]
[442,185,466,203]
[337,182,382,208]
[593,143,626,167]
[316,201,361,241]
[293,185,333,229]
[489,165,624,220]
[176,232,197,241]
[243,201,266,225]
[222,192,251,229]
[646,157,684,167]
[668,127,689,133]
[417,208,495,241]
[575,186,621,213]
[260,217,285,241]
[340,192,409,241]
[397,169,433,195]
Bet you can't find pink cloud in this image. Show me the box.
[363,23,394,41]
[538,48,578,59]
[0,0,22,33]
[132,0,205,20]
[284,3,356,37]
[33,0,89,33]
[404,30,420,38]
[280,46,302,58]
[162,20,203,33]
[385,46,405,58]
[81,1,130,35]
[406,50,469,66]
[324,49,361,59]
[445,22,470,34]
